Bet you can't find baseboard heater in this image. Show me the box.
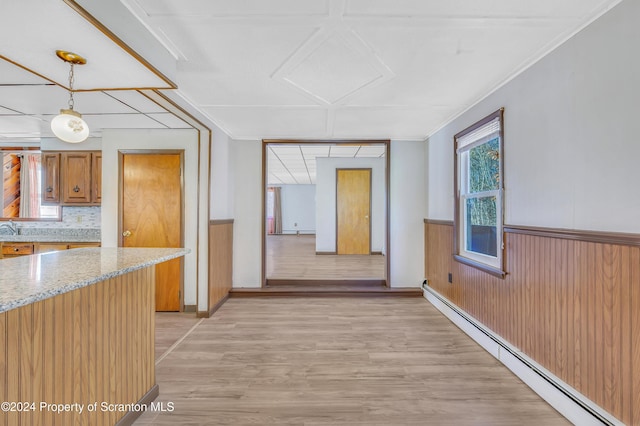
[422,283,622,426]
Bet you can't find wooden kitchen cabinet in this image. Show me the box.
[36,242,101,254]
[41,152,60,204]
[61,152,92,204]
[41,151,101,206]
[92,152,102,203]
[1,243,34,258]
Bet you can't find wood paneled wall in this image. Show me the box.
[0,266,156,426]
[2,154,20,218]
[207,220,233,317]
[424,221,640,425]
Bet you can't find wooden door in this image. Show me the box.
[336,169,371,255]
[121,153,182,311]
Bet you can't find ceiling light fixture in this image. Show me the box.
[50,50,89,143]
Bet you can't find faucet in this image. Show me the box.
[0,220,18,235]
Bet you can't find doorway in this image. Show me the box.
[262,140,390,287]
[120,152,184,311]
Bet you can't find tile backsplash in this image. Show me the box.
[19,207,101,229]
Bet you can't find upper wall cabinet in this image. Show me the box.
[42,151,101,206]
[41,152,60,204]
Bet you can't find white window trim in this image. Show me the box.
[453,108,505,278]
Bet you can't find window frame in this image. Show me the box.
[453,108,506,278]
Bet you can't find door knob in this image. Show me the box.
[122,230,132,237]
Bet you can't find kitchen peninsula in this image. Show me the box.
[0,247,188,425]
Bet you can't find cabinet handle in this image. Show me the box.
[46,186,53,193]
[73,185,80,193]
[14,248,19,252]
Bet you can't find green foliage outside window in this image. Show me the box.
[468,138,499,226]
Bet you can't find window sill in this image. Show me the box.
[453,254,506,279]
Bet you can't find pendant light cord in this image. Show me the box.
[68,63,75,110]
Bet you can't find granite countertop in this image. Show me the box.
[0,247,189,314]
[0,234,101,243]
[0,227,100,243]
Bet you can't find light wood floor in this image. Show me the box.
[266,235,385,280]
[155,312,202,360]
[138,298,569,425]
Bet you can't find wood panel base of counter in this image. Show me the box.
[0,265,157,426]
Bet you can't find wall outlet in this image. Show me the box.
[77,215,83,223]
[448,273,453,283]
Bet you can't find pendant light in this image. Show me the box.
[50,50,89,143]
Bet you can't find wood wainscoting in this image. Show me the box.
[424,220,640,425]
[0,266,157,426]
[205,220,234,317]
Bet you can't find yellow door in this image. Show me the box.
[121,153,182,311]
[337,169,371,255]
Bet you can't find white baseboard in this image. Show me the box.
[423,286,622,426]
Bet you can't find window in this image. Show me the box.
[454,108,505,277]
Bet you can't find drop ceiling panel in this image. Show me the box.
[163,25,323,106]
[0,107,17,115]
[344,0,608,19]
[268,143,389,185]
[333,107,451,140]
[346,21,574,108]
[279,32,387,105]
[0,86,138,116]
[0,59,51,85]
[162,25,319,74]
[0,115,45,139]
[0,1,169,90]
[327,145,360,157]
[301,146,331,159]
[132,0,331,17]
[105,90,169,113]
[201,107,328,139]
[180,73,320,107]
[1,0,622,141]
[355,145,386,157]
[75,113,168,131]
[146,113,191,128]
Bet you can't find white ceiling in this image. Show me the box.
[268,143,386,185]
[0,0,623,143]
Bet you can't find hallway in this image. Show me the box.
[138,298,568,425]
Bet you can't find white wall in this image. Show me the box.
[101,128,200,305]
[390,140,426,287]
[41,137,103,151]
[210,126,234,219]
[276,184,316,234]
[315,157,385,253]
[426,0,640,233]
[231,139,262,288]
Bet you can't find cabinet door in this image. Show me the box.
[36,243,70,254]
[92,152,102,204]
[61,152,92,204]
[42,152,60,204]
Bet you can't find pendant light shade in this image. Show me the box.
[51,50,89,143]
[51,109,89,143]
